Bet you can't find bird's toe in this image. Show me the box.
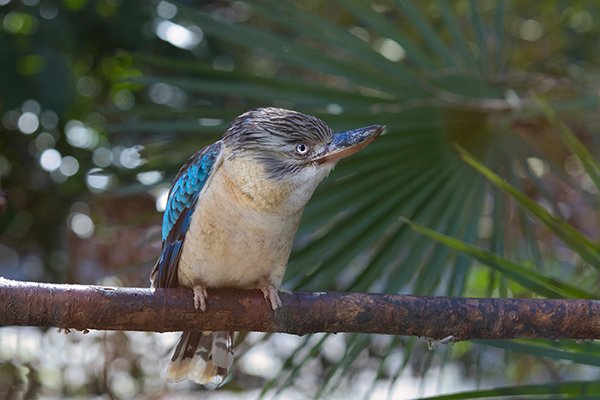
[193,285,208,311]
[260,284,282,310]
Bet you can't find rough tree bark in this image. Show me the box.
[1,277,600,340]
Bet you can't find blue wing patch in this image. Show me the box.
[151,141,223,288]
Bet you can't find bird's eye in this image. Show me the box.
[295,143,309,155]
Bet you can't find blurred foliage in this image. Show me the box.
[1,0,600,398]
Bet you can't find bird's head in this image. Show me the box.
[222,107,383,211]
[224,107,383,179]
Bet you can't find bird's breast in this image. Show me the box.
[177,164,303,289]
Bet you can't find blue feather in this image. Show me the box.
[154,141,222,288]
[162,142,222,240]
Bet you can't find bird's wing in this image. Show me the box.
[151,141,223,289]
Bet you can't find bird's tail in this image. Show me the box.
[166,331,234,385]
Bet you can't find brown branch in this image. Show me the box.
[2,277,600,340]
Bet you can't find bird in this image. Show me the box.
[150,107,383,385]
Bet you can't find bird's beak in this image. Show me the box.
[314,125,385,165]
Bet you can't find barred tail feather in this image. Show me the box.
[166,331,234,385]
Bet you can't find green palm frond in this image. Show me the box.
[419,381,600,400]
[408,220,594,299]
[481,339,600,367]
[458,147,600,267]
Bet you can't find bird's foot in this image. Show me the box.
[193,285,208,311]
[259,283,283,310]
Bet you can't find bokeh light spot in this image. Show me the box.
[40,110,59,129]
[39,148,61,171]
[113,89,135,110]
[76,76,99,97]
[86,168,113,192]
[0,155,12,176]
[156,1,177,19]
[3,13,23,32]
[526,157,548,177]
[2,110,20,130]
[92,147,113,167]
[374,38,406,62]
[22,255,44,279]
[326,103,343,115]
[148,82,186,107]
[39,2,59,19]
[34,132,56,152]
[570,10,593,33]
[22,99,41,115]
[5,11,38,34]
[137,170,163,186]
[155,188,169,212]
[519,19,544,41]
[59,156,80,177]
[65,120,99,149]
[155,20,203,49]
[198,118,222,126]
[349,26,369,42]
[17,111,39,134]
[68,212,94,239]
[239,342,281,379]
[119,146,143,169]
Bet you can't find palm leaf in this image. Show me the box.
[407,220,594,299]
[480,339,600,367]
[534,95,600,190]
[418,381,600,399]
[457,147,600,267]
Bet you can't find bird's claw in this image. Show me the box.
[260,284,282,310]
[193,285,208,311]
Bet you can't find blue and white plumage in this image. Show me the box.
[153,142,223,289]
[151,107,383,385]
